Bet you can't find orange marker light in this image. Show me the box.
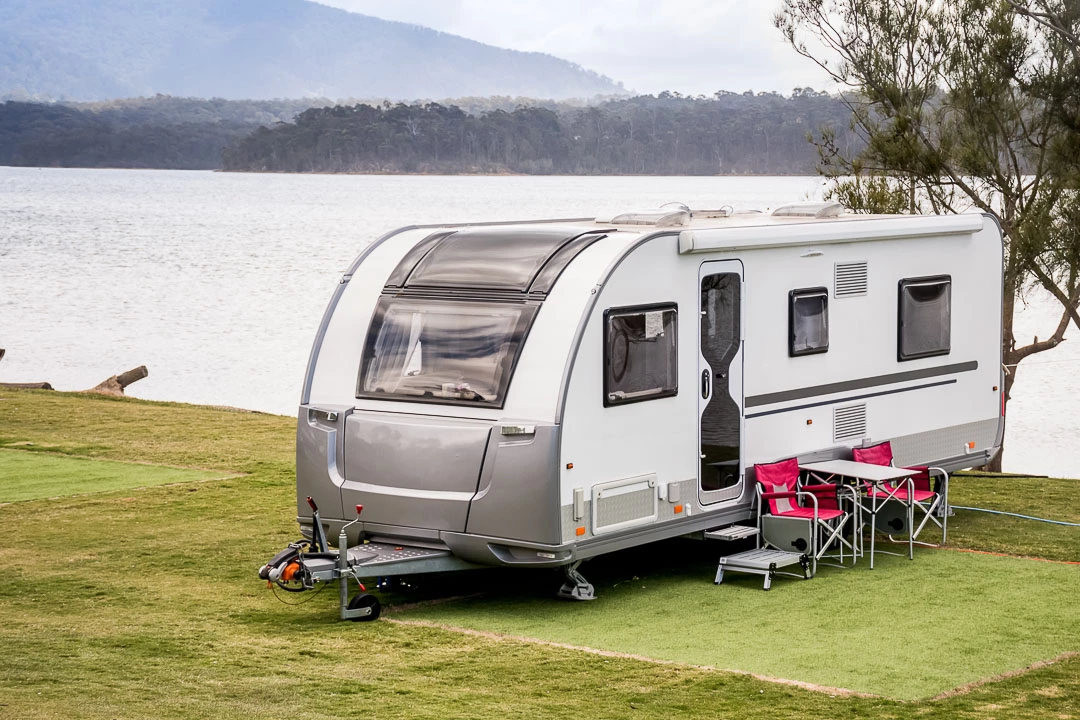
[575,526,586,536]
[674,505,684,514]
[806,419,813,425]
[566,463,574,470]
[968,441,976,450]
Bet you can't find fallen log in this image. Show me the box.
[87,366,148,396]
[0,381,54,390]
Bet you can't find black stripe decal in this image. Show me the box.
[744,360,978,408]
[745,379,957,419]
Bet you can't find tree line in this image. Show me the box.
[222,90,858,175]
[0,91,863,174]
[0,97,317,169]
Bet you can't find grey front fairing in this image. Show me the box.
[295,404,565,564]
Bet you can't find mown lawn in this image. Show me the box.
[1,388,1077,718]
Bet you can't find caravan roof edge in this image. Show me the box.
[677,214,986,254]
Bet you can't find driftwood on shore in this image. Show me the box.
[0,350,148,395]
[87,366,149,396]
[0,381,55,390]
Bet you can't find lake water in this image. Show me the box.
[1,167,1076,478]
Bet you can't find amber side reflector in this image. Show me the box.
[674,505,684,514]
[575,526,586,536]
[806,419,813,425]
[566,463,574,470]
[968,441,976,449]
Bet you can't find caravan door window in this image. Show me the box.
[789,287,829,356]
[603,304,678,406]
[898,276,951,360]
[357,297,536,408]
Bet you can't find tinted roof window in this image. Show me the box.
[405,228,581,291]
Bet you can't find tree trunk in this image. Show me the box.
[86,366,148,396]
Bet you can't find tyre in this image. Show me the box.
[347,593,381,622]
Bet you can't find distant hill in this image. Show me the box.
[0,0,625,102]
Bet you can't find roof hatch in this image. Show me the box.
[385,227,609,295]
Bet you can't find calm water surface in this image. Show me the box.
[1,167,1076,477]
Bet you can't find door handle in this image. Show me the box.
[701,369,711,399]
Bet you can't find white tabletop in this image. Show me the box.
[800,459,916,482]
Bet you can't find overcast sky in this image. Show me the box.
[311,1,830,96]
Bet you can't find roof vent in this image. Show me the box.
[835,261,869,297]
[601,203,691,227]
[772,201,846,219]
[834,403,867,442]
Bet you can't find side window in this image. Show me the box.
[604,304,678,406]
[898,276,951,361]
[789,287,829,356]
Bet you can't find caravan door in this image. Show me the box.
[698,260,744,505]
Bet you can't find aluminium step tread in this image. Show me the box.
[704,524,760,541]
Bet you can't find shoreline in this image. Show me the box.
[0,164,823,179]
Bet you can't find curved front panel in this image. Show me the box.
[341,412,492,532]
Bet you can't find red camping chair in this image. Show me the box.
[852,441,949,546]
[753,458,854,577]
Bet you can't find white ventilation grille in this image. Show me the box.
[834,404,868,442]
[835,261,868,297]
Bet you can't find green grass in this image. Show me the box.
[0,448,227,502]
[1,388,1078,718]
[399,546,1079,699]
[946,473,1080,561]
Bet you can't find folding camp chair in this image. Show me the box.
[852,441,949,545]
[753,458,854,577]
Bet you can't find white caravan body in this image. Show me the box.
[296,205,1004,571]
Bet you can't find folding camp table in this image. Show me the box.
[799,460,918,569]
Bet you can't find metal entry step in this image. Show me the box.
[705,525,760,541]
[714,548,809,590]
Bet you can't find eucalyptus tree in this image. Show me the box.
[776,0,1080,469]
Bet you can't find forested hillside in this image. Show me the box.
[0,98,312,169]
[0,0,622,101]
[223,90,858,175]
[0,91,858,174]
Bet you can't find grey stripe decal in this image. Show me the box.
[745,379,956,419]
[744,360,978,409]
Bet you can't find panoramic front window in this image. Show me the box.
[898,276,952,361]
[604,304,678,406]
[357,297,537,408]
[789,287,829,356]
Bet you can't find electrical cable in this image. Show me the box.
[951,505,1080,527]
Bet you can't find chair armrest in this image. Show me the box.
[761,491,798,500]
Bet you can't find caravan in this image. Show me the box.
[276,202,1004,607]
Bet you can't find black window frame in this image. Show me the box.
[788,287,830,357]
[603,302,679,408]
[897,275,952,361]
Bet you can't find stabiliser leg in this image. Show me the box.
[556,560,596,601]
